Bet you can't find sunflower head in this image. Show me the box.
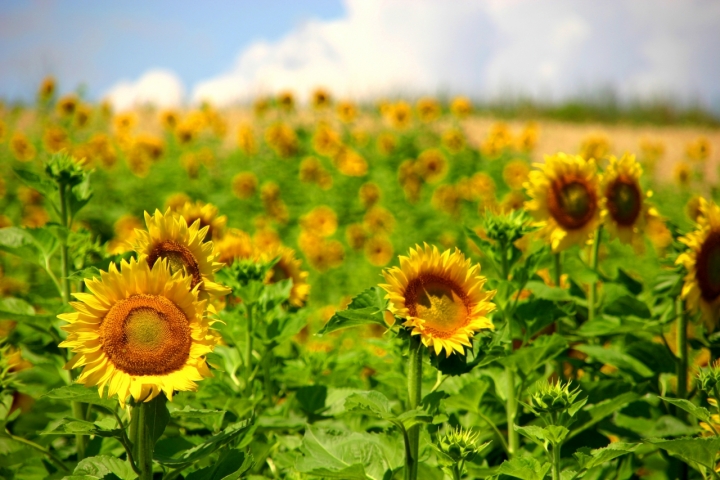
[380,244,495,356]
[677,199,720,328]
[312,88,331,109]
[336,100,357,123]
[450,97,472,118]
[255,244,310,307]
[59,258,218,406]
[524,153,601,252]
[133,209,229,303]
[172,201,227,240]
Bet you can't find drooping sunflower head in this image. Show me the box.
[380,244,496,356]
[133,209,229,303]
[255,244,310,307]
[524,153,601,252]
[600,154,655,250]
[677,199,720,329]
[59,258,218,406]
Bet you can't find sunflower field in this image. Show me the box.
[0,78,719,480]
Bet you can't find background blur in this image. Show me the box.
[2,0,720,112]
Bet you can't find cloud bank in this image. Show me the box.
[103,0,720,110]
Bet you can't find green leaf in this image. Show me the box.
[603,294,651,319]
[344,391,391,418]
[646,437,720,469]
[0,227,42,263]
[526,281,572,301]
[569,391,640,439]
[318,287,388,335]
[66,267,102,282]
[42,384,118,410]
[71,455,137,480]
[295,426,402,480]
[496,456,552,480]
[40,417,122,438]
[500,334,568,375]
[658,397,712,423]
[296,385,328,415]
[575,345,654,378]
[574,443,637,471]
[514,425,548,446]
[145,394,171,446]
[13,168,56,197]
[153,418,254,467]
[185,449,253,480]
[169,405,225,432]
[615,269,642,295]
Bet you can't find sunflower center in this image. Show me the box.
[696,231,720,302]
[100,294,192,376]
[147,240,202,289]
[405,275,469,338]
[548,179,597,230]
[270,262,290,283]
[607,177,642,226]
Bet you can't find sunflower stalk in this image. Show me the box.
[587,226,602,323]
[500,239,519,456]
[406,335,423,480]
[129,399,157,480]
[676,298,688,407]
[244,303,254,381]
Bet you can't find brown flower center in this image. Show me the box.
[606,176,642,226]
[146,240,202,289]
[548,177,597,230]
[100,294,191,376]
[697,231,720,302]
[404,274,470,339]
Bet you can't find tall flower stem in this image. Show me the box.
[129,400,155,480]
[676,298,688,404]
[501,241,519,456]
[405,336,423,480]
[551,443,561,480]
[587,226,603,323]
[244,304,254,381]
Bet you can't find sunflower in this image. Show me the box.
[313,124,342,157]
[336,100,357,123]
[108,214,144,255]
[38,76,56,101]
[265,123,298,158]
[215,228,253,264]
[387,101,412,130]
[74,104,92,129]
[525,153,601,252]
[415,149,448,184]
[432,185,461,216]
[673,162,692,187]
[172,201,227,240]
[363,206,395,235]
[380,244,495,356]
[277,91,295,111]
[676,199,720,328]
[442,129,465,154]
[165,192,192,210]
[686,136,711,162]
[600,154,658,251]
[312,88,331,109]
[517,122,539,152]
[236,123,256,156]
[364,236,394,266]
[10,133,36,162]
[359,183,381,209]
[579,132,610,162]
[159,109,179,130]
[57,95,78,118]
[333,147,368,177]
[301,206,338,237]
[416,97,441,123]
[503,159,531,190]
[686,196,704,223]
[256,245,310,307]
[346,223,368,250]
[59,258,217,406]
[133,209,229,303]
[450,97,472,118]
[232,172,258,200]
[377,133,397,156]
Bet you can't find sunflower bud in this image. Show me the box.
[697,361,720,394]
[530,380,582,415]
[45,152,88,187]
[438,427,486,463]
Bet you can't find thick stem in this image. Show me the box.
[507,368,518,456]
[676,298,688,404]
[552,443,562,480]
[244,304,254,379]
[588,227,602,323]
[130,401,154,480]
[553,252,562,289]
[405,336,423,480]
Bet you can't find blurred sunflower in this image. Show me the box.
[277,91,295,111]
[416,97,441,123]
[398,159,422,203]
[432,185,461,216]
[525,153,601,252]
[215,228,253,264]
[107,214,144,255]
[482,122,513,157]
[500,191,526,213]
[0,120,6,143]
[442,129,465,154]
[359,182,381,209]
[579,132,610,162]
[256,244,310,307]
[377,132,397,156]
[336,100,357,123]
[113,112,137,133]
[38,76,56,102]
[673,162,692,187]
[503,159,531,190]
[74,104,92,129]
[133,209,229,303]
[600,154,657,251]
[415,149,448,184]
[301,206,338,237]
[363,206,396,235]
[387,101,412,130]
[172,201,227,240]
[159,109,179,130]
[59,258,217,406]
[165,192,192,210]
[333,147,368,176]
[517,122,539,152]
[10,132,36,162]
[236,123,257,155]
[313,123,342,157]
[265,122,298,158]
[638,137,665,175]
[299,156,333,189]
[87,133,117,168]
[686,196,704,223]
[676,198,720,328]
[253,97,270,117]
[232,172,258,199]
[56,95,78,118]
[312,87,331,109]
[346,223,368,250]
[380,244,495,356]
[686,136,711,162]
[364,236,394,266]
[450,97,472,118]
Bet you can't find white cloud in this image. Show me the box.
[104,69,185,111]
[182,0,720,107]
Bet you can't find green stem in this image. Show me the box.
[553,252,562,289]
[244,304,254,379]
[405,336,423,480]
[588,226,602,323]
[552,443,562,480]
[676,298,688,405]
[507,368,519,456]
[129,401,154,480]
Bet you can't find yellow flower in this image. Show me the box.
[10,132,36,162]
[232,172,258,199]
[600,154,656,252]
[133,209,229,303]
[450,97,472,118]
[359,183,381,209]
[676,199,720,328]
[482,122,513,157]
[38,76,56,102]
[525,153,601,252]
[107,214,144,255]
[312,88,331,109]
[639,137,664,174]
[256,244,310,307]
[313,123,342,157]
[165,193,192,210]
[646,216,673,254]
[380,244,496,356]
[159,109,179,130]
[336,100,357,123]
[265,123,298,158]
[432,185,461,216]
[415,149,448,184]
[500,191,526,213]
[416,97,441,123]
[686,196,704,223]
[56,95,78,118]
[364,206,396,235]
[277,91,295,111]
[0,120,6,143]
[134,134,165,162]
[74,104,92,129]
[42,125,70,153]
[517,122,539,152]
[686,136,711,162]
[442,129,465,154]
[398,159,423,203]
[579,132,610,162]
[171,201,227,240]
[299,156,333,189]
[253,97,270,117]
[386,101,412,130]
[59,257,218,406]
[503,159,531,190]
[673,162,692,187]
[215,228,253,264]
[333,147,368,177]
[21,206,49,228]
[458,172,495,202]
[237,123,257,155]
[301,206,338,237]
[113,112,137,133]
[88,133,117,168]
[346,223,368,250]
[260,183,289,223]
[364,236,394,266]
[304,238,344,272]
[377,133,397,156]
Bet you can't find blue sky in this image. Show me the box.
[2,0,719,111]
[0,0,344,100]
